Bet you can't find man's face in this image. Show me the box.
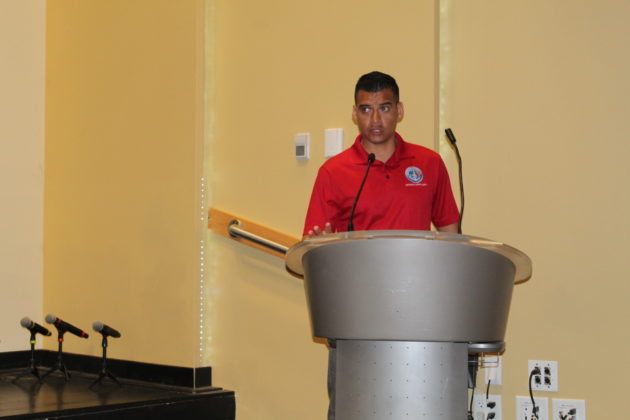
[353,88,404,147]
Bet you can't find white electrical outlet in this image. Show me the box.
[552,398,586,420]
[517,396,549,420]
[473,394,502,420]
[528,360,558,392]
[484,355,502,386]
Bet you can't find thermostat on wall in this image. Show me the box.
[295,133,310,160]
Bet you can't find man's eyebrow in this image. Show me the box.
[358,101,394,108]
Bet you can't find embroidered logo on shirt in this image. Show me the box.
[405,166,424,183]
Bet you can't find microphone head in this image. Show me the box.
[45,314,56,324]
[367,153,375,163]
[92,321,104,332]
[445,128,457,144]
[20,317,32,328]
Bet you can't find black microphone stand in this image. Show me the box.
[12,332,41,383]
[347,153,375,231]
[445,128,464,234]
[90,333,120,388]
[39,329,70,383]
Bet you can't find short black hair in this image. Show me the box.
[354,71,400,103]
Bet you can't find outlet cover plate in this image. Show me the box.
[529,360,558,392]
[473,394,502,420]
[552,398,586,420]
[517,396,549,420]
[484,355,502,386]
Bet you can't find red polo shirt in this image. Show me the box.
[303,133,460,235]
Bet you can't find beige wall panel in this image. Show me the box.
[207,0,438,418]
[0,0,46,351]
[211,0,438,236]
[441,0,630,417]
[207,233,328,420]
[45,0,204,366]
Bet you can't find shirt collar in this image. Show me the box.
[350,132,414,166]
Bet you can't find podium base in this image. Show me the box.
[336,340,468,420]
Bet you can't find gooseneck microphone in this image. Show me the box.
[445,128,464,234]
[20,317,52,337]
[93,321,121,338]
[45,314,89,339]
[347,153,376,232]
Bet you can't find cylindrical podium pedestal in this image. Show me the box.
[336,340,467,420]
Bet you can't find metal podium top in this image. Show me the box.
[285,230,532,283]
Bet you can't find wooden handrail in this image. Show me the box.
[208,207,300,259]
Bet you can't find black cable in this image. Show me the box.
[468,389,475,420]
[486,378,491,400]
[467,355,478,420]
[528,367,540,419]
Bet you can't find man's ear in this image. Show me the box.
[352,104,358,124]
[397,101,405,122]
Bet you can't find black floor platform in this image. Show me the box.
[0,368,235,420]
[0,349,235,419]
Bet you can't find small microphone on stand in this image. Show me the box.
[40,314,89,382]
[13,317,51,383]
[20,317,51,337]
[90,321,122,388]
[45,314,89,339]
[92,321,121,338]
[347,153,376,232]
[445,128,464,234]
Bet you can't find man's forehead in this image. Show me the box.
[355,89,397,105]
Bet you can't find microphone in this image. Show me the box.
[347,153,376,232]
[92,321,121,338]
[445,128,464,234]
[445,128,457,145]
[45,314,89,339]
[20,317,52,337]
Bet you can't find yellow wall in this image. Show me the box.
[208,0,630,419]
[210,0,438,235]
[207,1,438,419]
[44,0,205,367]
[0,0,46,351]
[11,0,625,418]
[441,0,630,418]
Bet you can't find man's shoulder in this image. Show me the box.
[398,140,445,168]
[319,147,360,171]
[402,140,441,160]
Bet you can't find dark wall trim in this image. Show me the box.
[1,350,212,390]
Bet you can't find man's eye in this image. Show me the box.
[381,106,391,112]
[360,107,371,113]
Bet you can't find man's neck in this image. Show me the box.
[360,136,397,163]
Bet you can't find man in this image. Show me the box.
[303,71,459,237]
[302,71,460,419]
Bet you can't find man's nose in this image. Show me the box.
[370,109,380,123]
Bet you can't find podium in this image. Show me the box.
[285,230,531,420]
